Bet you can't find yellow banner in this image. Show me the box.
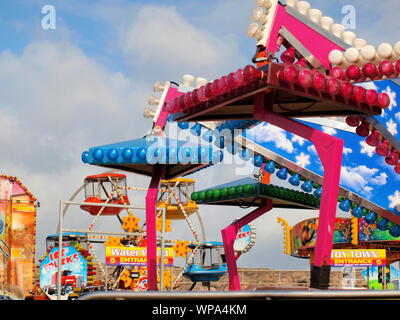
[105,246,174,266]
[330,249,386,267]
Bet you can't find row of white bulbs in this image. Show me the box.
[286,0,362,46]
[247,0,274,40]
[329,42,400,66]
[148,75,208,106]
[247,0,362,48]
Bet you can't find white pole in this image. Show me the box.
[57,201,64,300]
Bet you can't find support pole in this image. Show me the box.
[221,199,273,290]
[253,93,344,289]
[160,207,166,291]
[57,201,64,300]
[145,165,164,291]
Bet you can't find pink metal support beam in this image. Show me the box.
[263,3,345,69]
[221,199,273,291]
[153,86,182,134]
[253,93,343,288]
[145,165,165,291]
[145,87,180,290]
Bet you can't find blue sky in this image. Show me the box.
[0,0,399,271]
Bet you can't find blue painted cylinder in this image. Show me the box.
[178,122,189,130]
[107,148,119,162]
[253,154,263,167]
[264,161,276,174]
[276,167,288,180]
[81,151,89,163]
[121,147,134,161]
[351,206,363,218]
[289,173,300,186]
[190,123,202,136]
[313,186,323,198]
[301,180,313,193]
[338,199,351,212]
[364,211,377,225]
[92,148,104,161]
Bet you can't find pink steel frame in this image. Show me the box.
[264,3,345,69]
[222,92,344,290]
[146,86,183,291]
[221,199,273,290]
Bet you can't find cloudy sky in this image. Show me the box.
[0,0,399,272]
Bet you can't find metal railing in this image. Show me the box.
[77,289,400,300]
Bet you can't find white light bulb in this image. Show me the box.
[328,49,344,65]
[296,1,311,15]
[255,26,265,40]
[320,16,334,31]
[253,8,269,24]
[143,107,155,119]
[247,23,261,38]
[331,24,345,38]
[377,42,393,59]
[344,47,360,63]
[352,38,367,50]
[360,45,376,61]
[285,0,298,7]
[308,8,322,23]
[148,95,160,106]
[256,0,272,9]
[195,77,208,88]
[394,41,400,56]
[342,31,356,45]
[153,81,165,92]
[182,74,195,87]
[252,7,264,22]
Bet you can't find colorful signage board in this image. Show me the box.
[0,176,38,299]
[105,246,174,266]
[39,246,87,291]
[330,249,386,267]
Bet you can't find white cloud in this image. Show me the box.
[295,152,311,168]
[360,141,375,158]
[118,6,245,81]
[307,144,317,155]
[389,191,400,210]
[247,123,294,153]
[322,126,337,136]
[369,172,388,186]
[343,147,353,155]
[340,165,379,192]
[361,186,374,199]
[0,40,155,257]
[387,118,398,136]
[291,135,306,146]
[359,82,378,91]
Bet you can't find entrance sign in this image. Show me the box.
[330,249,386,267]
[106,246,174,266]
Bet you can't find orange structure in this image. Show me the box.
[0,175,39,299]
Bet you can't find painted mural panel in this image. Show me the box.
[292,217,351,253]
[0,176,37,299]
